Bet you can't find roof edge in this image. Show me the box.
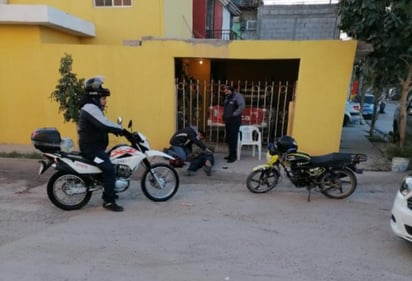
[0,4,95,37]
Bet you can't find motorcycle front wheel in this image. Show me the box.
[320,168,357,199]
[141,163,179,201]
[246,168,280,193]
[47,171,92,210]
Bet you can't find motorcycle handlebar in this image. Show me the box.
[123,129,133,138]
[123,129,142,144]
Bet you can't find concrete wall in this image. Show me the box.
[257,4,340,40]
[0,27,357,154]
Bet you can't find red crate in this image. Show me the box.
[209,105,224,124]
[208,106,266,125]
[241,107,265,125]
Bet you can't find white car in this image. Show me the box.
[390,175,412,242]
[343,100,361,126]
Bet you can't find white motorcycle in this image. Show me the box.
[31,120,179,210]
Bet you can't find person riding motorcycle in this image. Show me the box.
[78,76,125,212]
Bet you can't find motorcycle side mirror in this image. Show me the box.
[117,116,123,125]
[128,120,133,129]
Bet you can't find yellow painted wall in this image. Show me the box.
[39,27,82,44]
[0,27,356,154]
[0,40,175,150]
[163,0,193,39]
[0,25,41,43]
[292,41,357,155]
[9,0,192,44]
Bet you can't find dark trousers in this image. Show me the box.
[225,119,241,159]
[188,153,215,171]
[82,149,117,203]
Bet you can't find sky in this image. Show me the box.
[263,0,339,4]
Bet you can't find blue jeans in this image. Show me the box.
[168,145,190,161]
[81,149,117,203]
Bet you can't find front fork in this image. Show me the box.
[143,158,164,189]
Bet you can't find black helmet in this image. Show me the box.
[267,143,278,155]
[84,76,110,97]
[276,136,298,153]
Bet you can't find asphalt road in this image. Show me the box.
[0,158,412,281]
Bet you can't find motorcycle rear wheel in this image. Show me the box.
[246,168,280,193]
[320,168,357,199]
[141,163,179,201]
[47,171,92,210]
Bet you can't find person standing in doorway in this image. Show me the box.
[222,85,245,163]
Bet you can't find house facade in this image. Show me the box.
[193,0,241,39]
[0,0,357,155]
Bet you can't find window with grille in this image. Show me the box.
[95,0,132,7]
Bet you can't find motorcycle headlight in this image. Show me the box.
[400,176,412,196]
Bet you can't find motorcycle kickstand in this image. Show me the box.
[306,187,312,202]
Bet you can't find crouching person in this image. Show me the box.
[186,146,215,176]
[166,126,207,167]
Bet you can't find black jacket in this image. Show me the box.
[78,98,123,153]
[169,127,206,151]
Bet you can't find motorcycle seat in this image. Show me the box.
[310,153,353,167]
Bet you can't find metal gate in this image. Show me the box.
[175,79,296,148]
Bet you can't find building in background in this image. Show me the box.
[0,0,357,155]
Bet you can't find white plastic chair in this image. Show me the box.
[237,125,262,160]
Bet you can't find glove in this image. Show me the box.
[113,129,123,137]
[123,129,133,139]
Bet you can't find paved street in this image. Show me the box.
[0,159,412,281]
[0,100,411,281]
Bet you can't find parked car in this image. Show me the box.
[343,100,361,126]
[355,94,375,120]
[390,174,412,242]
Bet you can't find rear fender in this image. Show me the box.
[39,159,54,175]
[350,153,367,174]
[39,153,60,175]
[346,164,363,174]
[58,158,101,174]
[353,153,367,163]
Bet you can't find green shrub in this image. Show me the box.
[50,53,85,124]
[0,151,42,159]
[385,144,412,160]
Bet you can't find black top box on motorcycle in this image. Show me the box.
[31,127,61,153]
